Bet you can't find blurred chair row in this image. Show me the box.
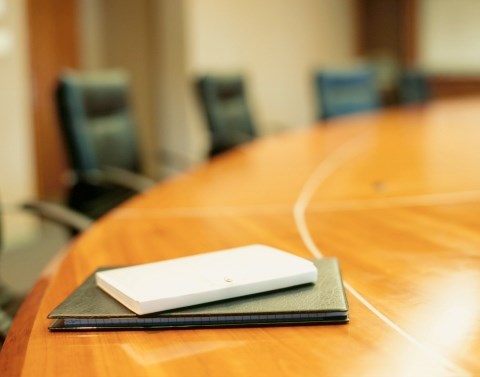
[314,66,430,120]
[54,66,431,222]
[54,70,259,222]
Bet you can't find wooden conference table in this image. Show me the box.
[2,97,480,376]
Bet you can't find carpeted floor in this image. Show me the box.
[0,222,70,347]
[1,222,69,296]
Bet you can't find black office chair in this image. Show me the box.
[195,74,258,157]
[314,67,381,120]
[398,70,430,105]
[0,194,92,340]
[56,70,155,220]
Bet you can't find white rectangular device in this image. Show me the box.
[95,244,318,315]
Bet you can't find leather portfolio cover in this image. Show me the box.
[48,258,349,331]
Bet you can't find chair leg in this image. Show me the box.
[0,284,23,340]
[0,284,13,306]
[0,308,12,339]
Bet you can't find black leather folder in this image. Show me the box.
[48,258,349,331]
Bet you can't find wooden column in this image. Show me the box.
[27,0,79,200]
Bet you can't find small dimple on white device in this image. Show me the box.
[95,244,318,315]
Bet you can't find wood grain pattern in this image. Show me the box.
[2,98,480,376]
[27,0,79,200]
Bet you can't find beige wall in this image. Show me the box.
[0,0,38,250]
[154,0,356,169]
[418,0,480,74]
[78,0,104,69]
[79,1,357,175]
[78,0,158,178]
[153,0,202,175]
[186,0,355,130]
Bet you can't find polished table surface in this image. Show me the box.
[2,97,480,376]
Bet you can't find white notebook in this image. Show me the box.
[95,244,318,315]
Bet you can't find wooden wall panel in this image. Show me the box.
[354,0,418,65]
[428,76,480,99]
[27,0,79,200]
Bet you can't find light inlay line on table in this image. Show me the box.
[293,134,470,377]
[112,189,480,220]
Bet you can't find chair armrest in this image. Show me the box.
[101,167,156,192]
[22,201,93,234]
[81,167,156,193]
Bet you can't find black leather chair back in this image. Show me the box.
[399,70,430,104]
[314,67,381,120]
[196,74,257,156]
[55,70,142,219]
[56,70,141,176]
